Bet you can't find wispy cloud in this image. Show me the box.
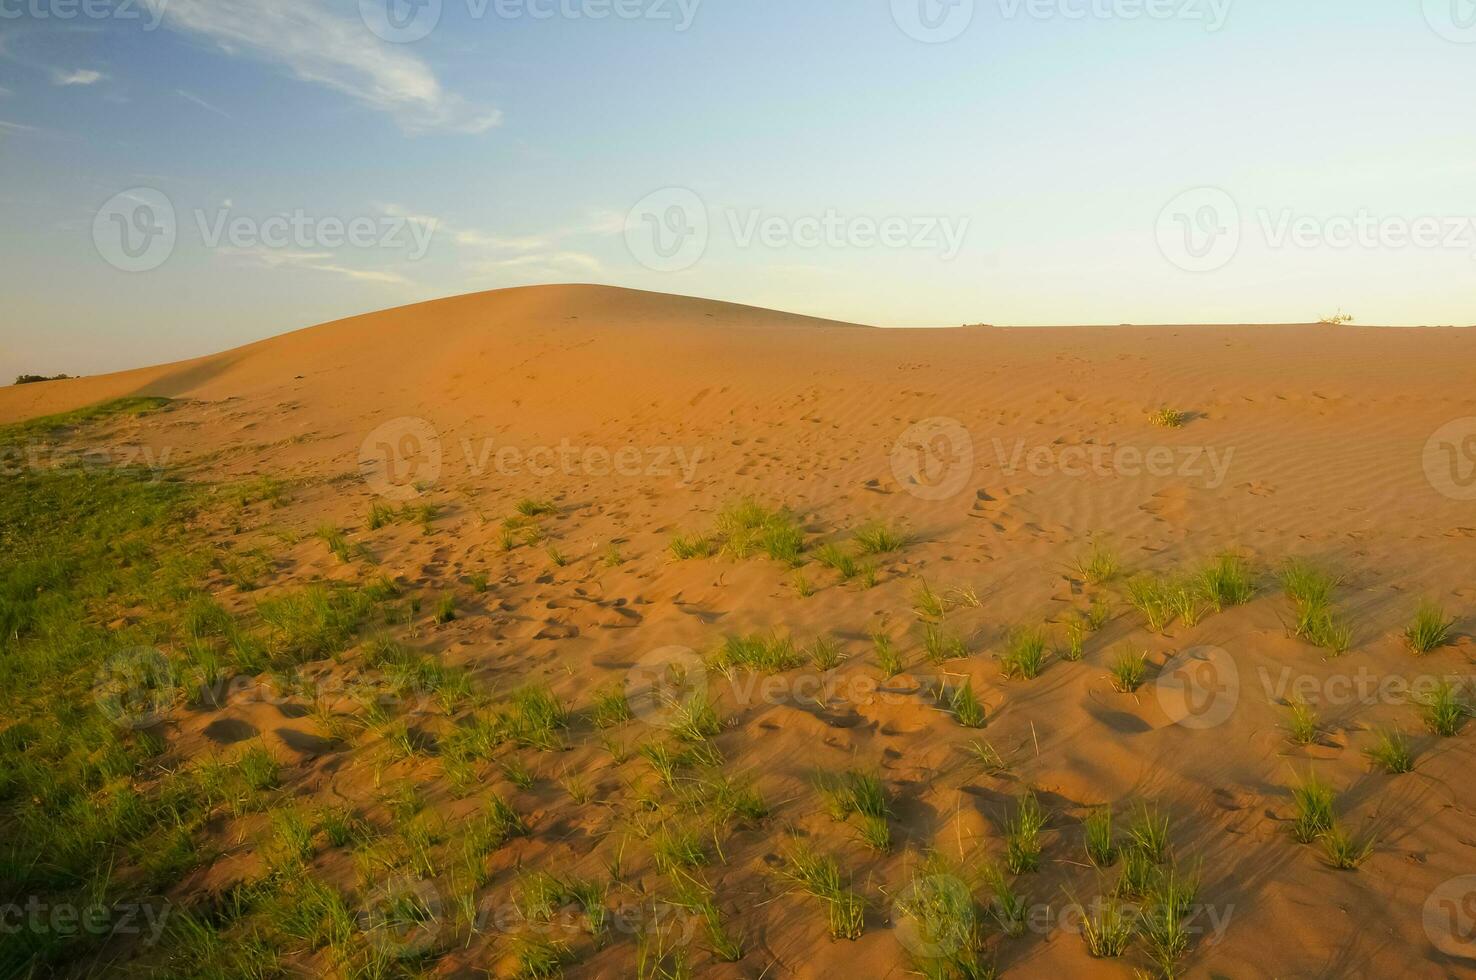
[0,119,36,133]
[175,89,232,118]
[159,0,499,134]
[53,69,106,86]
[380,204,615,280]
[220,246,411,285]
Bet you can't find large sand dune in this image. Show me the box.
[8,284,1476,977]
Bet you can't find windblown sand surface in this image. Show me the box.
[7,284,1476,977]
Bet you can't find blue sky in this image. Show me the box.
[3,0,1476,380]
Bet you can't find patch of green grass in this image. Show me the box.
[984,862,1027,938]
[779,845,865,940]
[1108,648,1148,693]
[367,502,396,530]
[433,591,457,624]
[315,524,352,563]
[873,632,904,677]
[1286,698,1321,745]
[713,632,805,674]
[1290,772,1336,844]
[669,697,722,743]
[894,855,990,977]
[1126,576,1176,632]
[1321,824,1375,870]
[256,584,374,667]
[963,739,1011,776]
[923,622,968,664]
[503,685,569,750]
[1198,552,1256,610]
[1084,806,1116,867]
[790,570,814,598]
[516,498,558,518]
[1126,804,1171,864]
[651,822,707,874]
[592,685,633,728]
[1406,600,1455,654]
[1076,543,1119,584]
[815,542,858,579]
[1118,847,1159,898]
[1169,582,1207,628]
[713,498,806,564]
[1060,619,1087,662]
[0,395,172,447]
[1365,728,1414,774]
[912,579,949,621]
[1280,559,1337,607]
[999,627,1047,680]
[1418,680,1469,737]
[668,532,716,560]
[1005,791,1047,874]
[1081,897,1135,957]
[853,520,908,555]
[1149,407,1186,429]
[816,771,892,851]
[1292,596,1353,655]
[947,678,988,729]
[511,936,571,979]
[808,634,844,671]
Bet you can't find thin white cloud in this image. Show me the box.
[0,119,36,133]
[474,251,604,273]
[53,69,106,86]
[159,0,498,134]
[379,204,618,273]
[220,246,411,285]
[176,89,232,118]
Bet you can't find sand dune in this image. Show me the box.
[7,285,1476,977]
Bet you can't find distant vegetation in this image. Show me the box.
[14,373,73,385]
